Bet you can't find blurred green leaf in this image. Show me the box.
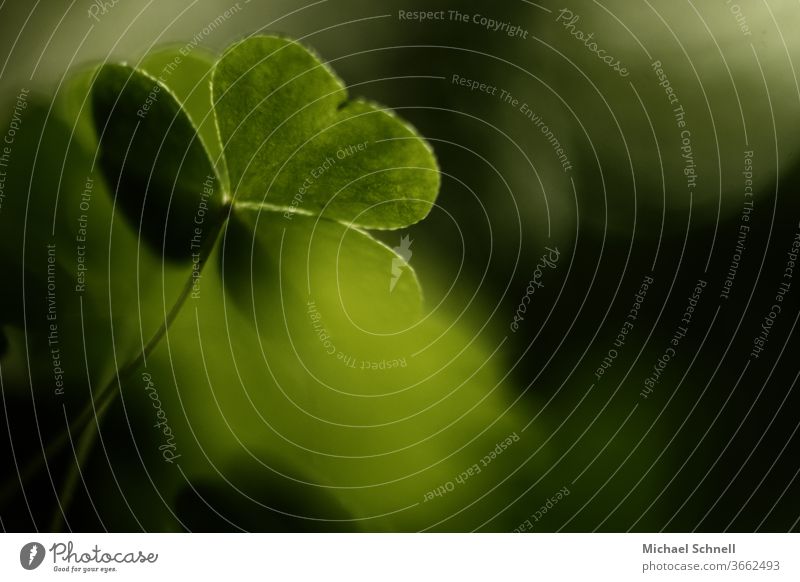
[174,457,359,532]
[128,235,533,531]
[140,47,228,185]
[224,209,423,335]
[0,92,188,396]
[91,64,224,261]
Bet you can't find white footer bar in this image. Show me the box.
[1,533,797,581]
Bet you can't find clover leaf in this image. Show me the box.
[91,64,224,261]
[88,35,440,325]
[88,33,440,337]
[0,34,443,530]
[213,36,439,228]
[139,47,228,184]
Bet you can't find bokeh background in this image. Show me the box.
[1,0,799,532]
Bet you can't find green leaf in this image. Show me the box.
[54,67,101,152]
[174,458,359,532]
[120,237,533,531]
[0,93,188,395]
[213,36,439,229]
[139,47,228,185]
[224,209,423,336]
[91,64,225,261]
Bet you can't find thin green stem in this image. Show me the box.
[3,204,230,523]
[49,394,112,532]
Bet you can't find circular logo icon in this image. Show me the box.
[20,542,45,570]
